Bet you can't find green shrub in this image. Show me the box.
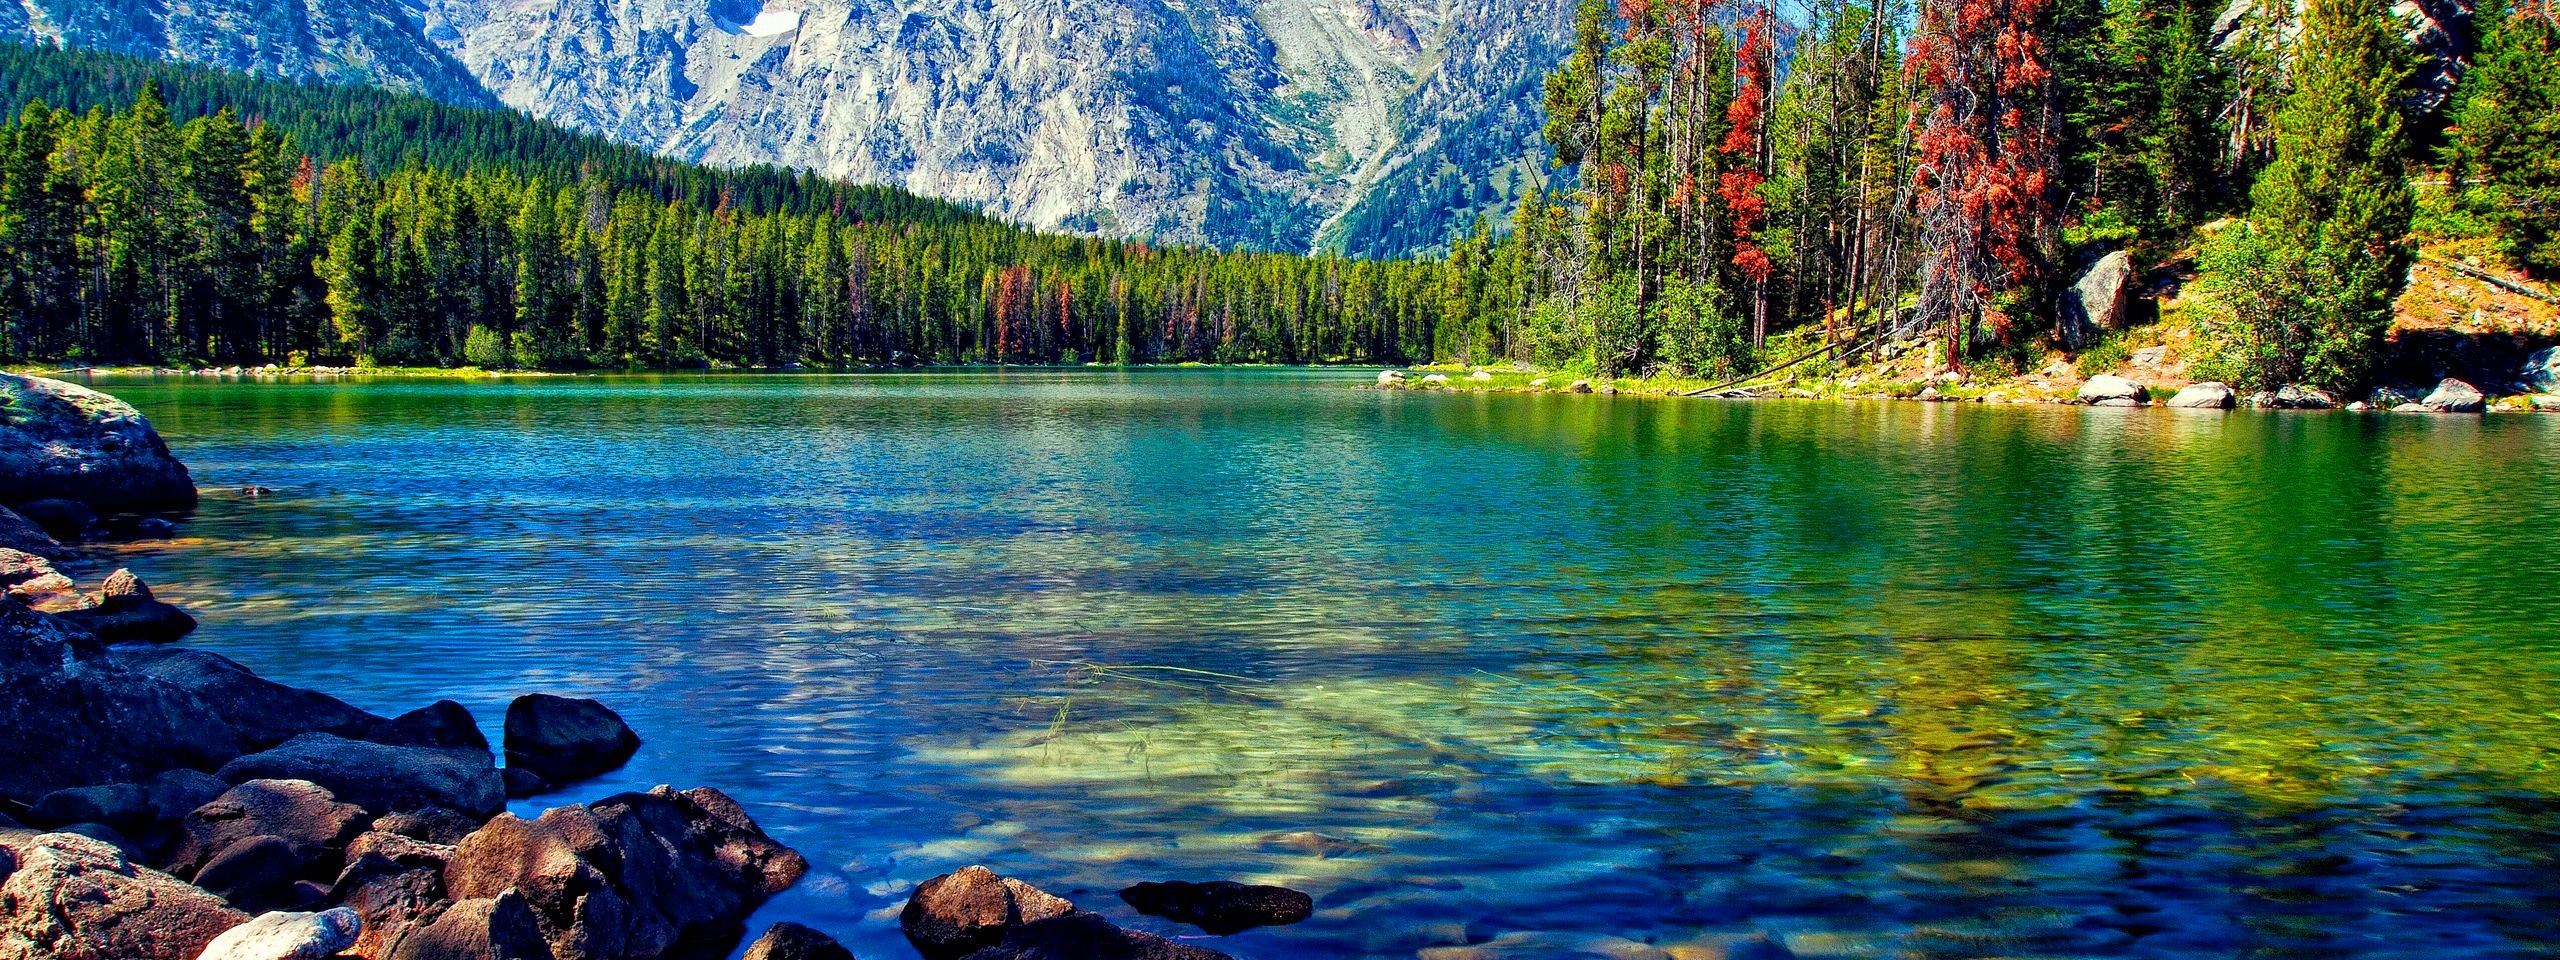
[2075,335,2131,375]
[463,325,508,369]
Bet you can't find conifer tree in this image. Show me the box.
[2195,0,2413,390]
[2448,0,2560,277]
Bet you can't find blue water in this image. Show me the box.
[74,369,2560,959]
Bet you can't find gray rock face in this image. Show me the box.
[2076,375,2147,404]
[442,786,808,960]
[2524,346,2560,394]
[217,734,505,820]
[502,694,640,786]
[0,831,249,960]
[2167,382,2237,409]
[194,907,361,960]
[0,0,494,106]
[0,374,196,512]
[900,865,1077,960]
[2423,377,2486,412]
[2062,251,2138,346]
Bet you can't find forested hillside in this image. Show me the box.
[1432,0,2558,393]
[0,45,1451,368]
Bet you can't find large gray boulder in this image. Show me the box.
[2422,377,2486,412]
[0,831,248,960]
[442,786,807,960]
[502,694,640,786]
[193,907,360,960]
[2076,375,2147,404]
[901,866,1077,960]
[0,374,195,512]
[2167,382,2237,409]
[2061,251,2138,347]
[217,734,504,820]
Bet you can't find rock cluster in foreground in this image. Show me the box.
[0,373,197,513]
[0,592,817,960]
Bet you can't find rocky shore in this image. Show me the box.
[1378,344,2560,414]
[0,371,1313,960]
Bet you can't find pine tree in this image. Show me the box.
[2448,0,2560,277]
[2195,0,2413,390]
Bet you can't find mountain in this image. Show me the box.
[3,0,1569,255]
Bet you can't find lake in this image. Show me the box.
[70,368,2560,959]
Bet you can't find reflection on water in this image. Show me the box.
[78,370,2560,959]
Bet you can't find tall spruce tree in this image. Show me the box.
[2195,0,2413,391]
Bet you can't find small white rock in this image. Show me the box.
[195,908,360,960]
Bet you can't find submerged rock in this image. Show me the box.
[901,865,1077,960]
[742,922,856,960]
[0,831,248,960]
[218,733,504,820]
[55,568,198,644]
[1119,879,1314,934]
[502,694,640,786]
[0,373,196,512]
[2423,377,2486,412]
[2166,382,2236,409]
[194,907,361,960]
[443,785,807,960]
[957,911,1235,960]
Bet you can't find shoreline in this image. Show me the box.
[1376,363,2560,413]
[0,368,1299,960]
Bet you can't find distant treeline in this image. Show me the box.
[0,43,1452,368]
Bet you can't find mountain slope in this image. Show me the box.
[0,0,495,105]
[3,0,1565,254]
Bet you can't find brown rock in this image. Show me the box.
[174,779,369,880]
[443,786,806,960]
[502,694,640,786]
[900,865,1078,960]
[0,831,248,960]
[195,835,319,913]
[383,892,556,960]
[742,922,856,960]
[328,834,455,959]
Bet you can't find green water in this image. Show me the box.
[74,369,2560,958]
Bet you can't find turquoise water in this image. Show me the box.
[73,369,2560,959]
